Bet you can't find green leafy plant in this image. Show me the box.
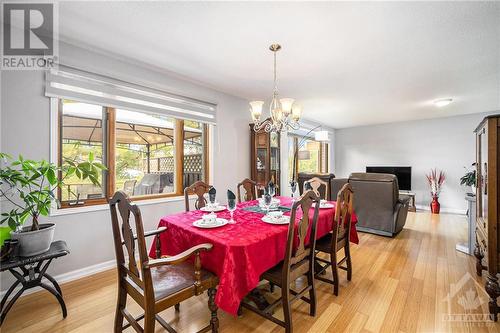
[460,168,477,187]
[0,151,106,232]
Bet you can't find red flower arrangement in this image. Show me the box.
[426,169,445,214]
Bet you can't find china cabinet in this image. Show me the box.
[473,114,500,320]
[249,123,280,194]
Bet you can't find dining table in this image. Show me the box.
[149,196,358,316]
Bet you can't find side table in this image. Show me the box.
[0,240,69,325]
[456,195,476,255]
[399,190,417,212]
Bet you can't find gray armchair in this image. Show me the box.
[347,173,409,237]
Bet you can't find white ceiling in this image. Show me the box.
[59,1,500,128]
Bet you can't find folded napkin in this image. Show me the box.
[304,181,313,191]
[209,187,216,203]
[267,180,275,193]
[227,189,236,200]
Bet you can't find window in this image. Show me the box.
[288,135,329,180]
[58,100,209,207]
[60,100,106,202]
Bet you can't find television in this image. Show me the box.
[365,166,412,191]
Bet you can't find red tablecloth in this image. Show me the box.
[149,197,358,315]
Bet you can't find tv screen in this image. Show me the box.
[365,166,412,191]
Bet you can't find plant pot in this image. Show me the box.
[430,196,441,214]
[10,223,55,256]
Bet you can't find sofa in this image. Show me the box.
[331,173,409,237]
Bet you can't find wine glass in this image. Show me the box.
[290,181,297,201]
[263,193,272,215]
[227,198,236,224]
[269,185,276,198]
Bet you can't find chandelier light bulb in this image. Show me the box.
[291,104,302,121]
[249,100,264,121]
[280,98,295,116]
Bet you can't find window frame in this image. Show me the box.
[54,99,210,209]
[289,134,329,180]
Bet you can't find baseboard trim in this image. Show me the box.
[415,205,466,215]
[1,259,116,298]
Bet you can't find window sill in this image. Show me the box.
[50,194,192,217]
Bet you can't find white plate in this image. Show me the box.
[312,203,335,209]
[261,215,290,225]
[193,218,229,228]
[200,206,226,212]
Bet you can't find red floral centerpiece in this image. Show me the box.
[426,169,446,214]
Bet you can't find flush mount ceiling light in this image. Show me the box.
[434,98,453,107]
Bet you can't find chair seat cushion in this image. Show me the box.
[150,261,216,301]
[261,255,311,285]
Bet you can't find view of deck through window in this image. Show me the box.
[58,100,209,206]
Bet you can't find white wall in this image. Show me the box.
[334,112,495,214]
[0,42,251,291]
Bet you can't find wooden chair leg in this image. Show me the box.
[143,311,156,333]
[331,251,339,296]
[282,289,293,333]
[345,244,352,281]
[114,285,127,332]
[208,288,219,333]
[174,303,180,312]
[307,272,317,316]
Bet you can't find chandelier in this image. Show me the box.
[249,44,302,133]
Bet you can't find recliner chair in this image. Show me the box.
[330,173,409,237]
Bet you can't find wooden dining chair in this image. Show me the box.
[304,177,329,200]
[237,178,258,203]
[109,191,219,333]
[314,183,354,296]
[241,190,321,333]
[184,180,212,212]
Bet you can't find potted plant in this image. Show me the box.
[426,168,446,214]
[0,151,105,256]
[460,164,477,195]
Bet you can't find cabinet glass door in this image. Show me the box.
[478,126,488,220]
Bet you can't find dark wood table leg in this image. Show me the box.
[0,287,25,325]
[42,272,63,296]
[0,259,67,325]
[40,282,67,318]
[246,288,271,311]
[0,279,21,312]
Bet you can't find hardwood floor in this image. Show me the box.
[2,212,499,333]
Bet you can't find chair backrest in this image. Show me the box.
[109,191,151,293]
[283,190,320,281]
[348,172,397,232]
[333,183,354,247]
[304,177,328,200]
[184,181,212,212]
[237,178,258,203]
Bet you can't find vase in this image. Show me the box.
[430,196,440,214]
